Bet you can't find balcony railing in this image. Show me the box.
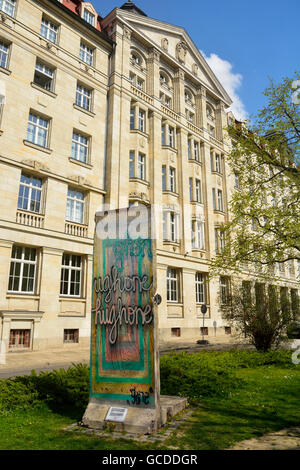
[16,210,44,228]
[65,222,88,238]
[130,85,153,105]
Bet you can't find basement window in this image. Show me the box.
[9,329,31,349]
[171,327,181,337]
[64,329,79,344]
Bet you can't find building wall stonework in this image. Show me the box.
[0,0,299,352]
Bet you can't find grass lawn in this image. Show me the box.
[0,352,299,450]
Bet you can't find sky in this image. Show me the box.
[93,0,300,122]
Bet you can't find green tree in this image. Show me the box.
[211,73,300,275]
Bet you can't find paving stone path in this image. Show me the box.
[229,426,300,450]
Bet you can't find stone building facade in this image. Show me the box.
[0,0,299,351]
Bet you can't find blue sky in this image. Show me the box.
[93,0,300,121]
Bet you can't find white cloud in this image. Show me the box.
[201,51,248,121]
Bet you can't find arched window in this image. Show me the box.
[130,50,143,67]
[206,104,215,121]
[184,88,194,107]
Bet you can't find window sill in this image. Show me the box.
[188,158,202,165]
[69,157,92,169]
[129,178,150,186]
[190,200,203,205]
[130,129,148,138]
[73,103,95,117]
[0,130,3,136]
[59,296,86,301]
[6,293,39,299]
[167,302,183,306]
[213,210,225,215]
[0,66,11,76]
[31,82,57,98]
[23,140,52,154]
[162,190,179,197]
[211,171,223,176]
[163,240,180,246]
[162,145,177,153]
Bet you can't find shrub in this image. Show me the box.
[0,379,40,415]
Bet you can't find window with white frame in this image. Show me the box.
[129,151,135,178]
[138,109,145,132]
[34,61,55,92]
[193,141,200,161]
[195,272,206,304]
[215,227,225,253]
[75,83,91,111]
[189,178,193,201]
[79,42,93,66]
[136,76,144,90]
[188,138,192,159]
[60,253,82,297]
[161,124,166,145]
[217,189,223,211]
[40,17,58,44]
[0,40,9,69]
[162,165,166,190]
[71,131,89,163]
[168,126,175,148]
[206,104,215,122]
[195,179,201,202]
[215,154,221,173]
[26,112,49,148]
[169,167,176,192]
[0,0,16,17]
[131,51,142,67]
[8,245,37,294]
[66,188,85,224]
[163,211,179,242]
[130,107,135,130]
[83,9,95,26]
[167,267,180,302]
[18,173,42,213]
[191,220,205,250]
[220,276,230,304]
[137,152,146,180]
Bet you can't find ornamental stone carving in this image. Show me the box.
[176,41,188,64]
[192,63,199,76]
[161,38,169,51]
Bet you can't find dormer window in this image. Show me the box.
[84,9,95,26]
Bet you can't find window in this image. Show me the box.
[167,268,179,302]
[131,51,142,66]
[83,9,95,26]
[200,327,208,336]
[170,212,177,242]
[169,167,176,192]
[18,173,42,213]
[160,72,169,86]
[129,151,135,178]
[208,124,215,138]
[168,126,175,148]
[193,141,200,161]
[195,272,206,304]
[0,0,16,17]
[220,276,230,304]
[212,188,216,210]
[206,105,215,121]
[60,253,82,297]
[186,110,194,123]
[0,40,9,69]
[130,107,135,130]
[192,220,204,250]
[215,227,225,253]
[210,152,214,171]
[171,327,181,337]
[66,188,84,224]
[34,61,55,92]
[162,165,166,190]
[79,42,93,66]
[215,154,221,173]
[137,152,146,180]
[40,17,58,44]
[217,189,223,211]
[161,124,166,145]
[71,132,89,163]
[26,113,49,148]
[136,77,144,90]
[189,178,193,201]
[138,109,145,132]
[195,179,201,202]
[75,84,91,111]
[188,139,192,159]
[64,329,79,343]
[8,245,37,294]
[9,330,31,349]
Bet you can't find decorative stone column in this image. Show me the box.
[173,69,185,117]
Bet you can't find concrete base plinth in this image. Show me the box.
[82,395,188,435]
